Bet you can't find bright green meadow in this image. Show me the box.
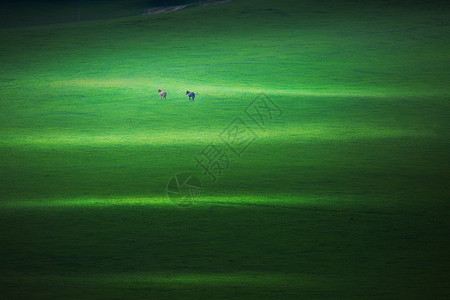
[0,0,449,298]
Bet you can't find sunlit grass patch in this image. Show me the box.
[49,78,446,98]
[4,271,308,286]
[0,125,437,148]
[0,195,310,209]
[0,196,168,209]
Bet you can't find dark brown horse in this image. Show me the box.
[158,89,167,99]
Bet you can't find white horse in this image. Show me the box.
[158,89,167,99]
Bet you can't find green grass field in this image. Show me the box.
[1,0,449,298]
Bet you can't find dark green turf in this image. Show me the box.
[0,0,449,298]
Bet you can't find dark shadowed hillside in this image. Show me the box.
[0,0,200,28]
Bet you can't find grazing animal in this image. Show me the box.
[186,91,195,101]
[158,89,167,99]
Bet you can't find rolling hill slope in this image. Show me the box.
[0,0,449,298]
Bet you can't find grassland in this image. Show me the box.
[0,0,449,298]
